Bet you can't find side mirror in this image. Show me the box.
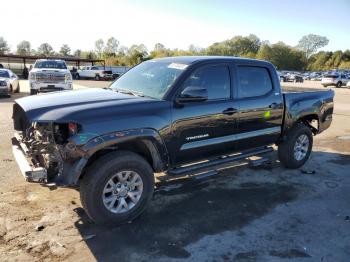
[176,86,208,103]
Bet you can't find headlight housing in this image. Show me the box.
[65,73,72,82]
[29,72,36,81]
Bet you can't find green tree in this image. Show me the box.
[73,49,82,57]
[307,51,333,71]
[297,34,329,58]
[126,44,148,66]
[150,43,172,58]
[59,44,71,56]
[325,51,342,69]
[104,37,119,57]
[95,39,104,58]
[206,34,261,57]
[37,43,54,56]
[0,37,10,54]
[81,51,97,60]
[16,40,31,55]
[257,42,305,70]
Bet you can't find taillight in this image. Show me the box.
[68,122,78,135]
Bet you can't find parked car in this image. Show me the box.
[0,69,20,96]
[75,66,113,81]
[29,59,73,95]
[321,73,350,88]
[12,56,334,225]
[287,73,304,83]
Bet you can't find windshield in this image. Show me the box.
[0,70,10,78]
[34,61,67,69]
[324,74,338,78]
[109,60,188,99]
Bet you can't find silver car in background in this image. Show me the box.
[321,73,350,88]
[0,69,20,96]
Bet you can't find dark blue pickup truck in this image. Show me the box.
[12,56,334,225]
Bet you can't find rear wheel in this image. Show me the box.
[278,123,313,169]
[95,74,100,81]
[80,151,155,225]
[336,81,342,88]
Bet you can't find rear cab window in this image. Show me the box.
[237,66,273,98]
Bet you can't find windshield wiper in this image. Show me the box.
[115,88,145,97]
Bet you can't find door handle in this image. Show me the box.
[269,103,279,109]
[222,108,238,115]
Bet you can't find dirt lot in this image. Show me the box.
[0,80,350,262]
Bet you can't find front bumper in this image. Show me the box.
[101,74,114,79]
[11,132,87,186]
[11,134,47,183]
[30,82,73,92]
[0,87,9,95]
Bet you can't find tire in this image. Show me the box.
[95,74,100,81]
[30,89,38,95]
[10,84,13,93]
[80,151,155,225]
[336,81,342,88]
[15,83,20,93]
[278,123,313,169]
[75,74,80,80]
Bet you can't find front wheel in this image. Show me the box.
[336,81,342,88]
[95,74,100,81]
[80,151,155,225]
[15,83,20,93]
[278,123,313,169]
[30,89,38,95]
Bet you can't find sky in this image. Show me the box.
[2,0,350,53]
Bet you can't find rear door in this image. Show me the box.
[170,63,239,165]
[234,64,283,151]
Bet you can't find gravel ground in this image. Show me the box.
[0,80,349,262]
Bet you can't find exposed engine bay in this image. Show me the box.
[14,121,81,183]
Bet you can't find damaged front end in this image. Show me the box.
[12,110,86,186]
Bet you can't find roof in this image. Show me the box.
[152,56,264,64]
[0,54,104,66]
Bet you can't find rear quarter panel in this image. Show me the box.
[282,89,334,134]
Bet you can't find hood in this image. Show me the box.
[31,68,69,73]
[14,88,155,123]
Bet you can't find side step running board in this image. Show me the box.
[168,146,273,176]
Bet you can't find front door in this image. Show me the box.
[170,63,239,165]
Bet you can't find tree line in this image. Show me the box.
[0,34,349,71]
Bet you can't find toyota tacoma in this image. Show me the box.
[12,57,334,225]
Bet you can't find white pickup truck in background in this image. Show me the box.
[75,66,113,81]
[29,59,73,95]
[74,66,130,81]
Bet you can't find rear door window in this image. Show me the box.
[237,66,273,98]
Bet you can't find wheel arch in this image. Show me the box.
[70,129,169,184]
[296,113,319,135]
